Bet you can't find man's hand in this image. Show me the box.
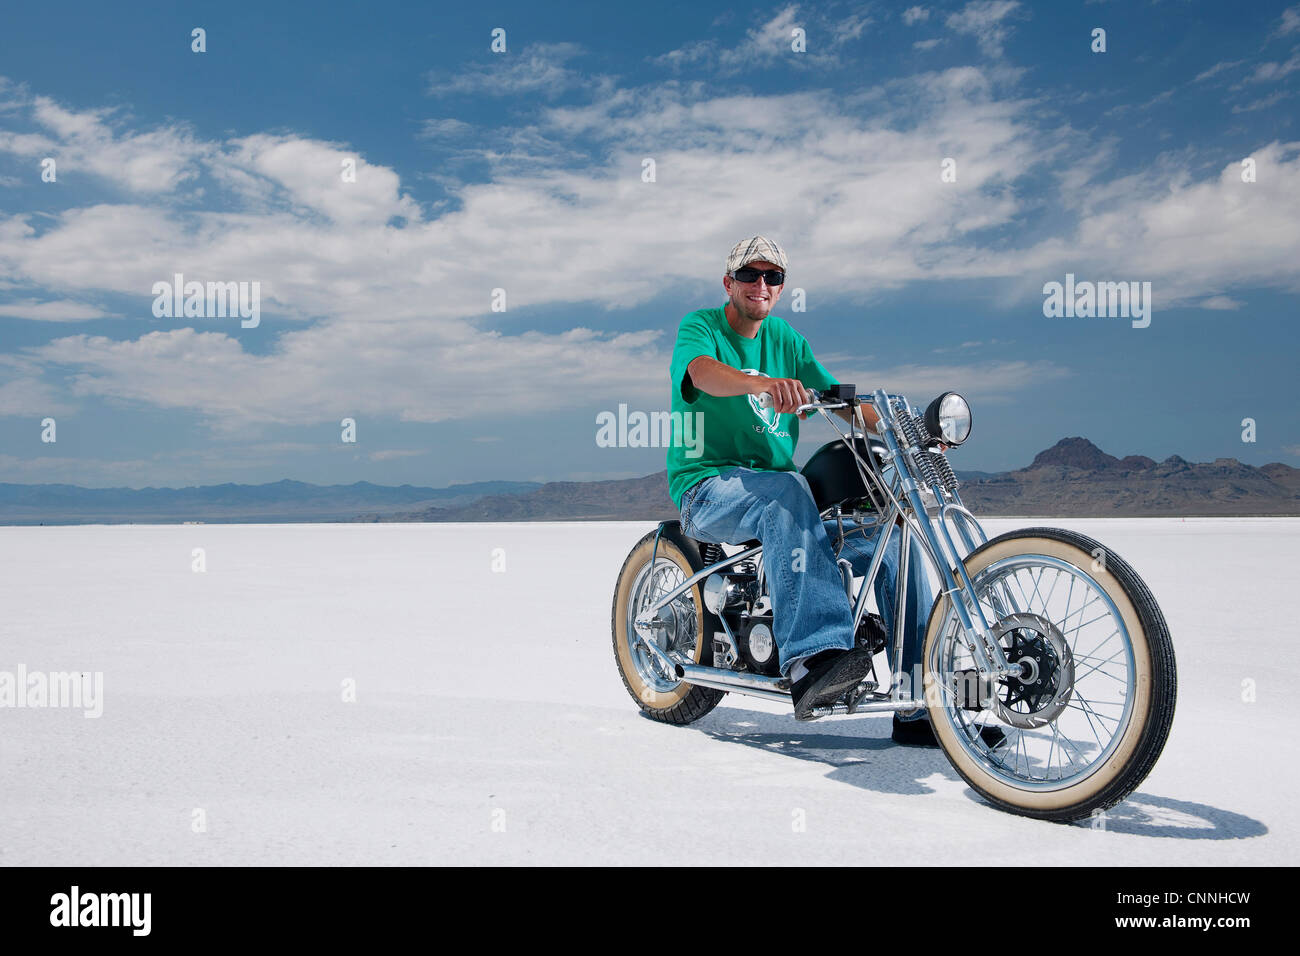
[751,376,814,419]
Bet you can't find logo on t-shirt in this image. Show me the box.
[741,368,788,436]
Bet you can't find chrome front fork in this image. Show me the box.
[870,390,1018,681]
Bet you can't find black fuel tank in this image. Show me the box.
[800,437,882,511]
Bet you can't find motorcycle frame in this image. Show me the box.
[633,390,1026,718]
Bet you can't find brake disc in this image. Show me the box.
[989,613,1074,729]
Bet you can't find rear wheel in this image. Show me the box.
[923,527,1176,822]
[612,529,725,724]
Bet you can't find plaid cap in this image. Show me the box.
[725,236,788,276]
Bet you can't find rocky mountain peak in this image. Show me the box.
[1029,437,1121,471]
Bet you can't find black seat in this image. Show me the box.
[663,520,758,553]
[690,535,760,550]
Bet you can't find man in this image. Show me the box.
[666,236,939,741]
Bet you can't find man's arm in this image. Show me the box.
[686,355,881,430]
[685,356,809,416]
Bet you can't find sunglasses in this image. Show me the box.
[731,267,785,286]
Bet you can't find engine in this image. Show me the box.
[701,562,889,677]
[699,561,784,676]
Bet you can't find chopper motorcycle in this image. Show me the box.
[611,385,1176,822]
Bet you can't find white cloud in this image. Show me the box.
[945,1,1021,58]
[0,376,74,416]
[368,449,427,461]
[832,359,1072,405]
[739,5,806,58]
[0,299,114,321]
[419,118,472,138]
[1274,5,1300,37]
[903,7,930,26]
[1034,141,1300,305]
[1248,52,1300,83]
[1198,295,1242,310]
[650,41,713,70]
[1,69,1297,431]
[1194,60,1244,82]
[1232,89,1297,112]
[0,94,209,194]
[426,43,589,98]
[651,5,871,72]
[28,324,666,428]
[0,442,323,487]
[220,134,421,226]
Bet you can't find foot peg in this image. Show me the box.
[844,678,876,715]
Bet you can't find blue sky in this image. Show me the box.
[1,0,1298,489]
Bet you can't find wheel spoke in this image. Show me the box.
[1071,645,1121,665]
[1068,609,1116,638]
[1073,653,1128,687]
[1041,567,1064,614]
[1055,592,1104,632]
[1050,722,1080,775]
[1054,728,1089,766]
[1067,695,1124,721]
[1011,570,1034,612]
[1073,694,1108,749]
[1027,565,1047,614]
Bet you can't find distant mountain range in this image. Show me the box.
[0,479,540,525]
[383,437,1300,521]
[4,438,1296,525]
[957,437,1300,516]
[376,472,676,522]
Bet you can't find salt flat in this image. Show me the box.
[0,518,1294,865]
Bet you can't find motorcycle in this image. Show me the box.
[611,385,1176,822]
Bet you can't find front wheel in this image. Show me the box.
[923,527,1176,822]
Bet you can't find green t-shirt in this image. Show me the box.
[666,306,838,510]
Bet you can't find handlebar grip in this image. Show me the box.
[757,388,822,409]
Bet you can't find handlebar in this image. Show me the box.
[755,383,857,415]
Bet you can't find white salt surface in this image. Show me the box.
[0,518,1295,865]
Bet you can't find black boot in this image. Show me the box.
[791,647,874,721]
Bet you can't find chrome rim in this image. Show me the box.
[625,556,699,694]
[930,553,1137,792]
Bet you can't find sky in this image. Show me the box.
[1,0,1298,489]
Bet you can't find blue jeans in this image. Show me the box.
[678,466,933,719]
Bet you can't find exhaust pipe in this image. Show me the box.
[674,662,792,703]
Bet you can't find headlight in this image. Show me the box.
[924,392,971,446]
